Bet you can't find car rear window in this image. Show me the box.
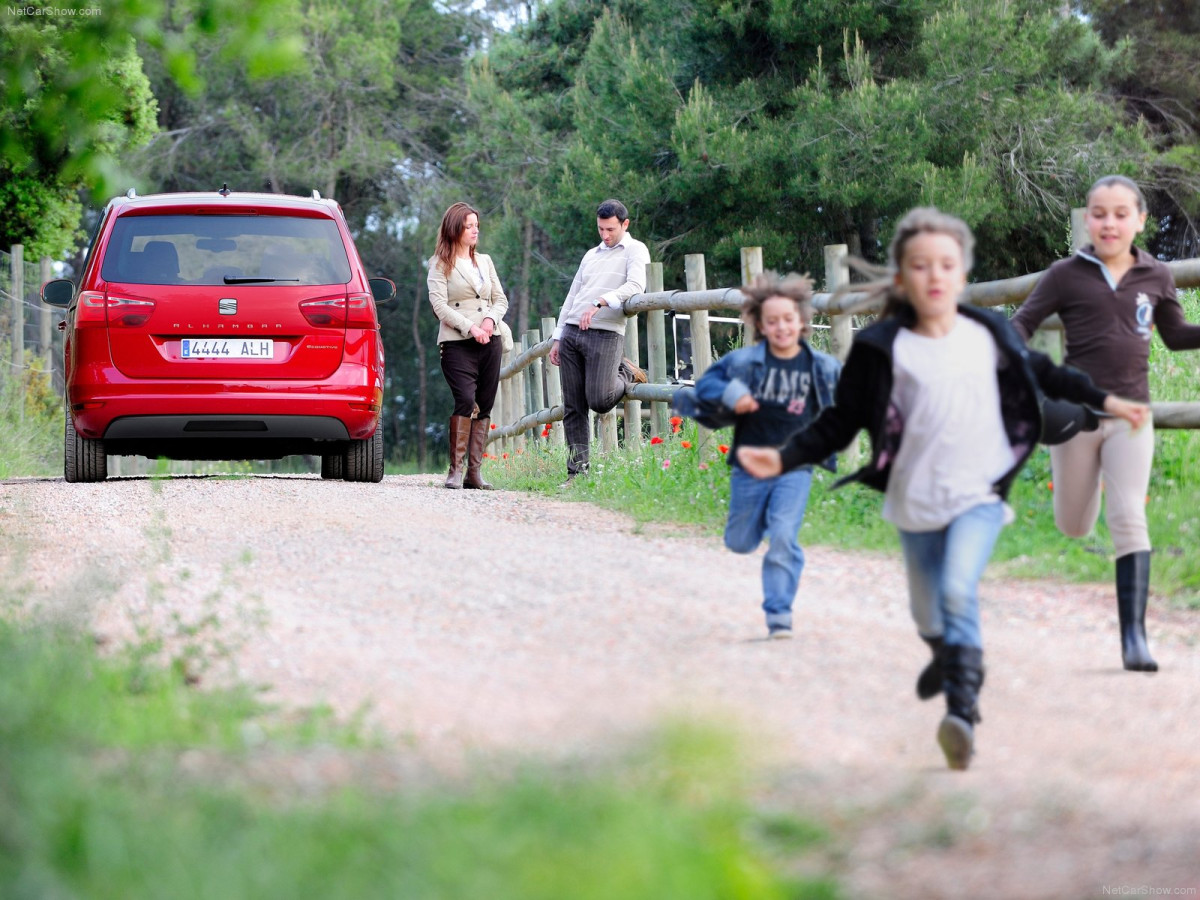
[100,214,353,286]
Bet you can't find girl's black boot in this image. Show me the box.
[937,644,984,771]
[1116,551,1158,672]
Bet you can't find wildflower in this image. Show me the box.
[718,444,729,454]
[650,436,664,445]
[502,453,509,459]
[680,440,692,449]
[698,462,709,471]
[1047,481,1053,491]
[662,458,671,470]
[670,416,682,426]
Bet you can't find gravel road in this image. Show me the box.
[2,473,1198,898]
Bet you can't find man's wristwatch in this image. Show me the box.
[593,298,605,308]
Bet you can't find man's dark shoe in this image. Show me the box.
[620,357,648,384]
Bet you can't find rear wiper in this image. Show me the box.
[224,276,301,284]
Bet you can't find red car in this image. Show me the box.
[41,189,395,482]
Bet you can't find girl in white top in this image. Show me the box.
[738,208,1148,771]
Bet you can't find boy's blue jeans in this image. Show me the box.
[897,500,1007,649]
[725,465,813,630]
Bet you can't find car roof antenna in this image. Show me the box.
[311,189,321,200]
[218,183,231,197]
[125,188,137,199]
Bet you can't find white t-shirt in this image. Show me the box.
[882,316,1015,532]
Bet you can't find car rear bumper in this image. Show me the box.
[68,375,381,442]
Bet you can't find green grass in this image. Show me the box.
[0,616,839,899]
[491,289,1200,605]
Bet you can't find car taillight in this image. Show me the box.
[108,296,156,327]
[74,291,108,327]
[299,295,348,328]
[73,292,155,327]
[347,293,375,328]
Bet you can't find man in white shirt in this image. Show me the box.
[548,199,650,484]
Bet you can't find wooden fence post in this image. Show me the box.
[823,243,859,468]
[823,244,853,362]
[513,335,528,453]
[685,253,714,453]
[11,244,24,375]
[526,327,544,444]
[500,346,514,455]
[39,256,53,373]
[740,246,762,288]
[623,307,642,451]
[646,261,669,438]
[542,316,565,447]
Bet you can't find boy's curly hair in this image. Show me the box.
[740,271,815,343]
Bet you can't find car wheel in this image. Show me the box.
[344,426,384,483]
[64,408,108,483]
[320,451,345,480]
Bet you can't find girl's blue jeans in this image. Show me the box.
[725,465,813,630]
[897,500,1007,649]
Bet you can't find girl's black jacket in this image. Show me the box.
[777,304,1110,501]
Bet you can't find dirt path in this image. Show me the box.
[2,473,1198,898]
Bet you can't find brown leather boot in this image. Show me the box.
[445,415,471,488]
[464,417,495,489]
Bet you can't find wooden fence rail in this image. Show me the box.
[490,226,1200,451]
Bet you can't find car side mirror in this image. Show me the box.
[369,277,396,304]
[41,278,75,307]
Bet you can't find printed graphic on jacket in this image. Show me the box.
[736,350,816,451]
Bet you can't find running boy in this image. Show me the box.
[738,209,1149,770]
[1012,175,1200,672]
[673,272,841,639]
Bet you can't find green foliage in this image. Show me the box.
[450,0,1157,307]
[0,348,61,479]
[0,615,837,899]
[1079,0,1200,257]
[0,0,305,255]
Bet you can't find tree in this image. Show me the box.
[0,0,304,256]
[1079,0,1200,258]
[449,0,1158,292]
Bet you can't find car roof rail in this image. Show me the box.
[311,189,321,200]
[125,188,137,198]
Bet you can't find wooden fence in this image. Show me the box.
[489,218,1200,456]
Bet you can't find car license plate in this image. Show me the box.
[181,338,275,359]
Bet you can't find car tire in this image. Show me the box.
[344,426,384,483]
[64,408,108,483]
[320,451,345,480]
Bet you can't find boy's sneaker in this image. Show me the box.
[767,625,793,640]
[620,357,648,384]
[937,714,975,771]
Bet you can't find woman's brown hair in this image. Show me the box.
[433,202,480,277]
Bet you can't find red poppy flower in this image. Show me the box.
[718,444,730,454]
[1047,481,1053,491]
[680,440,692,449]
[502,453,508,459]
[670,416,682,426]
[650,436,664,445]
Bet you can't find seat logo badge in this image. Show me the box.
[219,298,237,315]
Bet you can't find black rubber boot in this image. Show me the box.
[937,644,984,771]
[916,635,944,700]
[1116,551,1158,672]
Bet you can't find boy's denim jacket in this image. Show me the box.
[672,340,842,472]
